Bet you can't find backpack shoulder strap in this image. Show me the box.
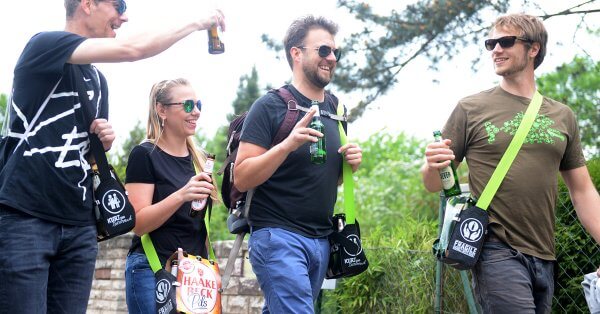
[270,86,300,146]
[325,91,348,133]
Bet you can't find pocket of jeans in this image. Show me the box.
[127,253,152,271]
[248,229,271,266]
[479,244,517,264]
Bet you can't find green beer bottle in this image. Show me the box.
[309,104,326,164]
[433,131,461,197]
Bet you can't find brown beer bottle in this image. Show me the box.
[208,26,224,54]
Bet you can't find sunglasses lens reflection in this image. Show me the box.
[317,45,341,61]
[184,100,194,113]
[182,100,202,113]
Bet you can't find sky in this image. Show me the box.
[0,0,598,153]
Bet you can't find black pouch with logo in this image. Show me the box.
[443,205,488,270]
[92,158,135,242]
[154,269,178,314]
[326,214,369,279]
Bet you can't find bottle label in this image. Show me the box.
[191,199,206,211]
[204,159,214,174]
[440,167,455,190]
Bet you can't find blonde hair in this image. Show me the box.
[147,78,218,202]
[491,13,548,69]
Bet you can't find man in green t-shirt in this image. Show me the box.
[421,13,600,312]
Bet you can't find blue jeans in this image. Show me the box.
[0,206,98,314]
[472,241,554,314]
[125,252,156,314]
[248,227,330,314]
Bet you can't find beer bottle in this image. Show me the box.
[433,131,461,197]
[170,259,178,278]
[207,25,224,54]
[190,153,215,217]
[309,104,326,164]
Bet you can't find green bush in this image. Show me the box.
[554,158,600,312]
[321,223,470,313]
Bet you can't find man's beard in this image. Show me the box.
[303,63,333,89]
[496,50,529,77]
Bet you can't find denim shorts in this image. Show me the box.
[0,206,98,314]
[472,241,554,314]
[248,227,329,314]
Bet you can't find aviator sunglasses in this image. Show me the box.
[484,36,532,51]
[164,99,202,113]
[298,45,342,61]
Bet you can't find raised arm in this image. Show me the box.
[68,10,225,64]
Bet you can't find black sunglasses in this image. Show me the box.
[163,99,202,113]
[298,45,342,61]
[484,36,532,51]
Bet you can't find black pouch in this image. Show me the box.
[326,214,369,279]
[93,166,135,242]
[155,268,178,314]
[442,205,488,270]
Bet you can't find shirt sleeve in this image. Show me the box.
[442,102,468,163]
[125,145,155,184]
[559,108,586,170]
[239,93,280,149]
[15,31,86,77]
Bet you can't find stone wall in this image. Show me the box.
[87,233,263,313]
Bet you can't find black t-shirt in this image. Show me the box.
[240,85,343,238]
[126,142,207,265]
[0,31,108,225]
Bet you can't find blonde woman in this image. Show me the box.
[124,78,218,313]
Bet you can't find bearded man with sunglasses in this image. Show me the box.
[0,1,226,313]
[421,13,600,312]
[234,15,362,313]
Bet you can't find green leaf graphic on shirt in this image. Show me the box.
[485,113,565,144]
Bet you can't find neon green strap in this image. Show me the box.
[337,104,356,224]
[192,162,216,261]
[141,234,163,273]
[476,91,543,210]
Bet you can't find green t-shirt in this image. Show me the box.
[443,86,585,260]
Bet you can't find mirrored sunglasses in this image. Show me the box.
[484,36,532,51]
[111,0,127,15]
[164,99,202,113]
[298,45,342,61]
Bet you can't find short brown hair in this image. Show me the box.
[283,15,338,69]
[492,13,548,69]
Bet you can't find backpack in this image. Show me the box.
[218,86,344,233]
[217,85,345,289]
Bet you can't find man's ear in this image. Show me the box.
[529,42,541,59]
[80,0,94,15]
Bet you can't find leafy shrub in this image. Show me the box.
[554,158,600,312]
[321,223,470,313]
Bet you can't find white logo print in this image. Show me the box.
[460,218,484,242]
[155,279,171,303]
[342,234,363,257]
[101,189,126,214]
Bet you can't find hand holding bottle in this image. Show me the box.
[280,108,321,153]
[431,131,461,197]
[178,173,214,204]
[190,154,215,216]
